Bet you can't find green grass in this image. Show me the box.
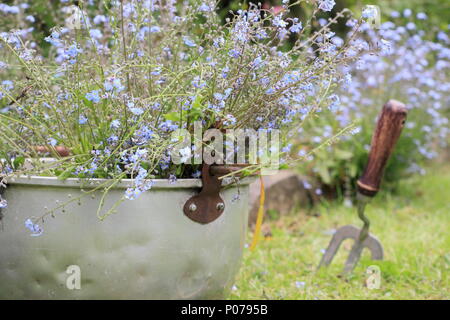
[230,165,450,300]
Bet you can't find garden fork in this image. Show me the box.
[318,100,408,274]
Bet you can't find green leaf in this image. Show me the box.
[188,94,205,120]
[13,156,25,169]
[57,165,76,180]
[163,112,180,122]
[334,149,354,160]
[318,165,331,184]
[348,162,358,178]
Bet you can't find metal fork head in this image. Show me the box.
[318,225,384,274]
[318,194,383,274]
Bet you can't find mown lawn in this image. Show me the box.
[231,165,450,300]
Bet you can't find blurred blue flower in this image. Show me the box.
[79,115,88,124]
[128,102,144,116]
[183,36,196,47]
[24,218,43,237]
[289,22,303,33]
[85,90,101,103]
[318,0,335,12]
[110,119,121,129]
[0,198,7,208]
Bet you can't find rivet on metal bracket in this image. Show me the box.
[183,164,225,224]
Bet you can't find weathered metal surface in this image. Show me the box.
[0,176,253,299]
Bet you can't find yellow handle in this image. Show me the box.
[250,175,265,251]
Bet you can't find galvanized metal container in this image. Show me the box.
[0,176,252,299]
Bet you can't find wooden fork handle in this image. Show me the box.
[357,100,408,197]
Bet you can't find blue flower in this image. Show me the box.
[104,78,125,93]
[282,144,292,153]
[79,115,88,124]
[0,4,19,14]
[93,15,107,25]
[107,135,118,144]
[65,43,83,59]
[110,119,121,129]
[0,197,7,208]
[48,138,57,146]
[379,39,391,55]
[272,16,287,28]
[168,174,177,184]
[191,76,206,89]
[150,26,160,33]
[183,36,196,47]
[223,114,236,126]
[214,92,224,101]
[221,66,230,78]
[133,125,154,145]
[406,22,416,30]
[24,218,43,237]
[318,0,335,12]
[289,22,303,33]
[362,6,377,19]
[25,15,35,23]
[232,20,250,43]
[2,80,14,90]
[125,167,154,200]
[403,8,412,18]
[125,187,142,200]
[416,12,427,20]
[89,29,103,39]
[298,149,307,157]
[198,3,210,12]
[85,90,101,103]
[44,30,62,47]
[252,56,264,69]
[128,102,144,116]
[228,49,240,58]
[179,146,192,163]
[255,29,268,40]
[159,120,179,132]
[213,37,224,48]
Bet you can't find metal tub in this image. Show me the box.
[0,176,252,299]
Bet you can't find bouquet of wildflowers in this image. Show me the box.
[1,0,370,209]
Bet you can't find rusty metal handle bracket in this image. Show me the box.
[183,164,225,224]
